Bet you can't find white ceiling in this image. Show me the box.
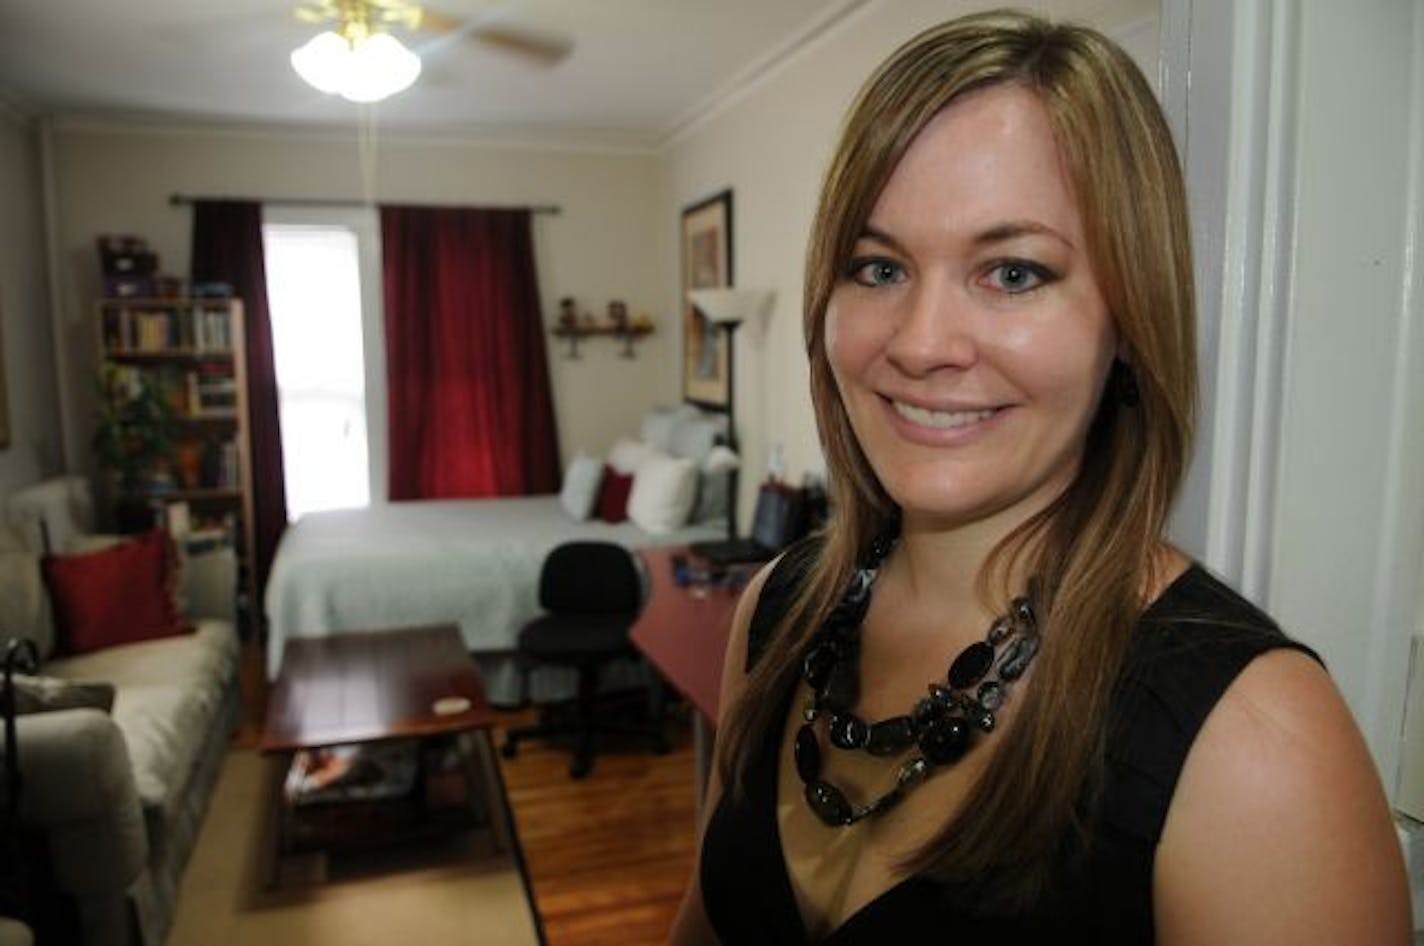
[0,0,866,147]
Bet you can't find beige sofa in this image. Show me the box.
[0,478,240,946]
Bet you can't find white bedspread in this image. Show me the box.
[264,496,723,692]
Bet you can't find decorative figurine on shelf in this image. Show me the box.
[608,300,629,332]
[558,296,579,331]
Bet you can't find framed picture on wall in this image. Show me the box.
[680,189,733,409]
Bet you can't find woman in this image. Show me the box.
[670,9,1410,945]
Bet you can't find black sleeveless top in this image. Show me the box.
[699,540,1319,944]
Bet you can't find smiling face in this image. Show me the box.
[824,82,1117,535]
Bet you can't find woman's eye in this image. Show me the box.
[848,258,906,287]
[985,260,1054,294]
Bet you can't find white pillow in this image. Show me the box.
[667,413,726,464]
[608,437,657,475]
[559,452,605,521]
[627,453,698,535]
[640,404,700,452]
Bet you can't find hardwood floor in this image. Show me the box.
[238,639,699,946]
[498,707,699,946]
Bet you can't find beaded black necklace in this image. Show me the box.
[794,532,1042,827]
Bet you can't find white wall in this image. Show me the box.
[47,121,677,482]
[661,0,1157,531]
[0,108,63,499]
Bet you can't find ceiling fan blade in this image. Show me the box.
[411,8,463,34]
[470,24,572,66]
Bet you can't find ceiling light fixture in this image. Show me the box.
[290,12,421,103]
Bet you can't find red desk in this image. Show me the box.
[630,547,750,810]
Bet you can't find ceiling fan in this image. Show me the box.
[295,1,572,65]
[290,1,572,102]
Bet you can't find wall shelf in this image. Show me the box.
[552,323,652,359]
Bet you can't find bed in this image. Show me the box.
[263,406,729,704]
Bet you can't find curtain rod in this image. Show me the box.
[168,193,561,215]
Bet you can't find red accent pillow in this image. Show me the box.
[43,529,187,655]
[596,465,635,523]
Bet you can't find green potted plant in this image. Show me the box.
[92,366,177,532]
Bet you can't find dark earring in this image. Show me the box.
[1111,359,1140,407]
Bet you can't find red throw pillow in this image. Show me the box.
[43,529,187,655]
[596,465,635,524]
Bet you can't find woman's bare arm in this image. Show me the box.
[1155,648,1411,944]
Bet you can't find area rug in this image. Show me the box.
[168,748,543,945]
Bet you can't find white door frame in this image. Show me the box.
[1161,0,1424,799]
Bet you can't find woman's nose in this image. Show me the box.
[883,279,978,377]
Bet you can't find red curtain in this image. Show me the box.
[380,206,561,500]
[189,200,288,605]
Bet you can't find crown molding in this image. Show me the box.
[46,108,662,156]
[657,0,871,149]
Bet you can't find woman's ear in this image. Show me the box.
[1108,358,1141,407]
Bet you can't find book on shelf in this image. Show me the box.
[101,301,235,353]
[136,311,176,350]
[191,305,233,352]
[183,366,238,416]
[196,440,241,490]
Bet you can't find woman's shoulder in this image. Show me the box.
[1107,565,1409,941]
[744,533,825,672]
[1138,561,1288,642]
[1153,631,1410,941]
[1099,562,1322,840]
[1124,562,1320,695]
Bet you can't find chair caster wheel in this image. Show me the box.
[501,740,518,759]
[653,737,671,755]
[569,757,592,779]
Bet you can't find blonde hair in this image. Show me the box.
[716,8,1196,906]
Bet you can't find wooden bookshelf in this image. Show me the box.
[96,296,258,634]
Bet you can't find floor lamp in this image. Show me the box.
[687,288,776,540]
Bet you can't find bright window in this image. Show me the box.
[262,224,371,520]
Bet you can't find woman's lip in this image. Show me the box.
[879,395,1007,442]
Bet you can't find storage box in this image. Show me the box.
[103,276,156,299]
[190,281,234,299]
[101,250,159,277]
[95,234,146,255]
[96,234,158,276]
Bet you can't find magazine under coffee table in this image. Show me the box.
[260,624,515,889]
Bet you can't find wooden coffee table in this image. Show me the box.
[260,624,513,887]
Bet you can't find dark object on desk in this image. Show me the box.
[671,554,730,587]
[502,542,669,778]
[691,481,804,565]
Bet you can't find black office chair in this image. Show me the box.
[501,541,668,778]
